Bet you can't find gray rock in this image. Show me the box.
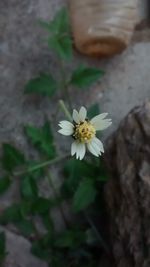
[0,226,48,267]
[105,101,150,267]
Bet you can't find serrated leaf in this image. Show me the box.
[48,35,72,60]
[70,66,104,88]
[0,177,11,195]
[24,73,57,97]
[51,8,70,34]
[62,159,99,197]
[15,219,36,237]
[40,8,72,60]
[73,179,97,212]
[88,103,100,120]
[2,144,25,172]
[40,8,70,35]
[24,121,56,159]
[20,176,38,199]
[0,232,7,263]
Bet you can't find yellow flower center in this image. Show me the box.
[73,121,96,143]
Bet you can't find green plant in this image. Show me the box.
[0,7,112,267]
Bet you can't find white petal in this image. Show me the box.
[90,140,102,155]
[59,120,74,129]
[74,142,86,160]
[79,106,87,122]
[92,137,104,153]
[58,127,74,136]
[71,141,78,156]
[72,109,80,123]
[91,113,112,131]
[87,142,99,157]
[91,113,108,123]
[58,120,74,136]
[78,143,86,160]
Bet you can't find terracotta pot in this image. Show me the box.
[69,0,138,57]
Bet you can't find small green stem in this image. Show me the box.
[47,172,70,227]
[84,212,109,254]
[59,58,72,109]
[14,154,69,177]
[59,100,72,122]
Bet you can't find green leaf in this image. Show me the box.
[96,161,110,182]
[2,144,25,172]
[24,121,56,159]
[0,177,11,195]
[41,213,54,233]
[73,179,97,212]
[70,66,104,88]
[0,232,7,263]
[24,73,57,97]
[15,219,36,237]
[32,197,51,214]
[19,201,33,217]
[31,241,50,260]
[62,159,99,197]
[97,174,109,182]
[50,251,68,267]
[0,204,23,224]
[51,8,70,34]
[55,230,85,248]
[20,176,38,199]
[48,35,72,60]
[31,234,53,260]
[40,8,70,35]
[40,8,72,60]
[88,103,100,120]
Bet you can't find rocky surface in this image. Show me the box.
[105,101,150,267]
[0,226,47,267]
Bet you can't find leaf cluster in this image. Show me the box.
[24,7,104,99]
[0,106,109,267]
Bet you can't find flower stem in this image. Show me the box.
[14,154,69,177]
[46,172,70,227]
[59,59,72,109]
[84,211,109,254]
[59,100,72,122]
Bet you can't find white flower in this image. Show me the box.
[58,106,112,160]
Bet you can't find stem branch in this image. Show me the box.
[84,212,109,254]
[59,58,72,109]
[59,100,72,121]
[14,154,69,177]
[47,172,70,227]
